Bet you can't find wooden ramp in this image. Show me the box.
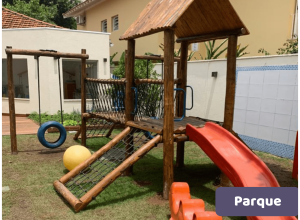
[53,127,162,212]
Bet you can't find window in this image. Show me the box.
[62,60,98,99]
[101,20,107,32]
[112,15,119,31]
[2,59,30,99]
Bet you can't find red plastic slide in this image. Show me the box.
[180,122,297,220]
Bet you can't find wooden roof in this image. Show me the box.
[120,0,249,41]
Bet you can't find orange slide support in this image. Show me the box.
[169,122,297,220]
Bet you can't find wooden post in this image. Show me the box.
[176,41,188,168]
[223,35,238,131]
[81,49,87,147]
[163,29,175,199]
[124,40,135,176]
[221,35,238,187]
[6,46,18,154]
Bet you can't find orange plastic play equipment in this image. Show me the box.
[182,122,297,220]
[169,182,221,220]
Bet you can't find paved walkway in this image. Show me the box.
[2,116,40,135]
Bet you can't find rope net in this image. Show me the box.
[64,127,154,199]
[84,118,115,138]
[86,79,126,123]
[135,83,164,120]
[135,82,184,120]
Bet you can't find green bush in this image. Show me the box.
[63,120,78,126]
[28,110,81,125]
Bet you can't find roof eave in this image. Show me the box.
[63,0,108,18]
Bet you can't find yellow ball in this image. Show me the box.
[63,145,92,171]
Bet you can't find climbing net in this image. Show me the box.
[135,80,185,121]
[135,82,164,120]
[86,78,126,123]
[64,127,154,199]
[77,79,126,139]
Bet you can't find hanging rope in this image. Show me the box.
[57,57,64,124]
[35,56,41,126]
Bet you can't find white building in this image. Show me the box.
[2,17,110,115]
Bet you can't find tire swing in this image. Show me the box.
[36,54,66,148]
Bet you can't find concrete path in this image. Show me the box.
[2,116,40,135]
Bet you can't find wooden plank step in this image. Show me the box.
[126,117,206,135]
[126,120,163,134]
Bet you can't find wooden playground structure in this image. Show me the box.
[5,0,257,214]
[5,47,88,154]
[52,0,250,212]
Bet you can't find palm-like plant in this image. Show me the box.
[200,39,228,60]
[236,44,249,57]
[159,43,196,61]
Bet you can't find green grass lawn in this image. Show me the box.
[2,132,297,220]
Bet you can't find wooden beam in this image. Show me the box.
[135,55,180,62]
[176,28,246,43]
[85,78,126,84]
[163,29,175,199]
[53,181,82,211]
[6,46,17,154]
[5,48,89,59]
[223,35,238,131]
[124,40,136,176]
[175,41,188,168]
[135,78,181,85]
[81,49,87,147]
[125,41,135,123]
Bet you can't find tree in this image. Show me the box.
[113,52,159,79]
[3,0,80,29]
[5,0,57,24]
[41,0,80,29]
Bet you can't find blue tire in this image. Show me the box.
[37,121,67,149]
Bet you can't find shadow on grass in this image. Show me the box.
[64,132,221,212]
[79,151,220,211]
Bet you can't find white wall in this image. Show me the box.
[2,28,110,114]
[233,64,298,147]
[153,54,298,122]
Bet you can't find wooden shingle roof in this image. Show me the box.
[120,0,249,41]
[2,7,64,29]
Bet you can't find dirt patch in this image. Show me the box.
[6,189,35,220]
[261,157,296,187]
[134,180,152,187]
[147,193,168,206]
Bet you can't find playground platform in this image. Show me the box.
[127,117,206,134]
